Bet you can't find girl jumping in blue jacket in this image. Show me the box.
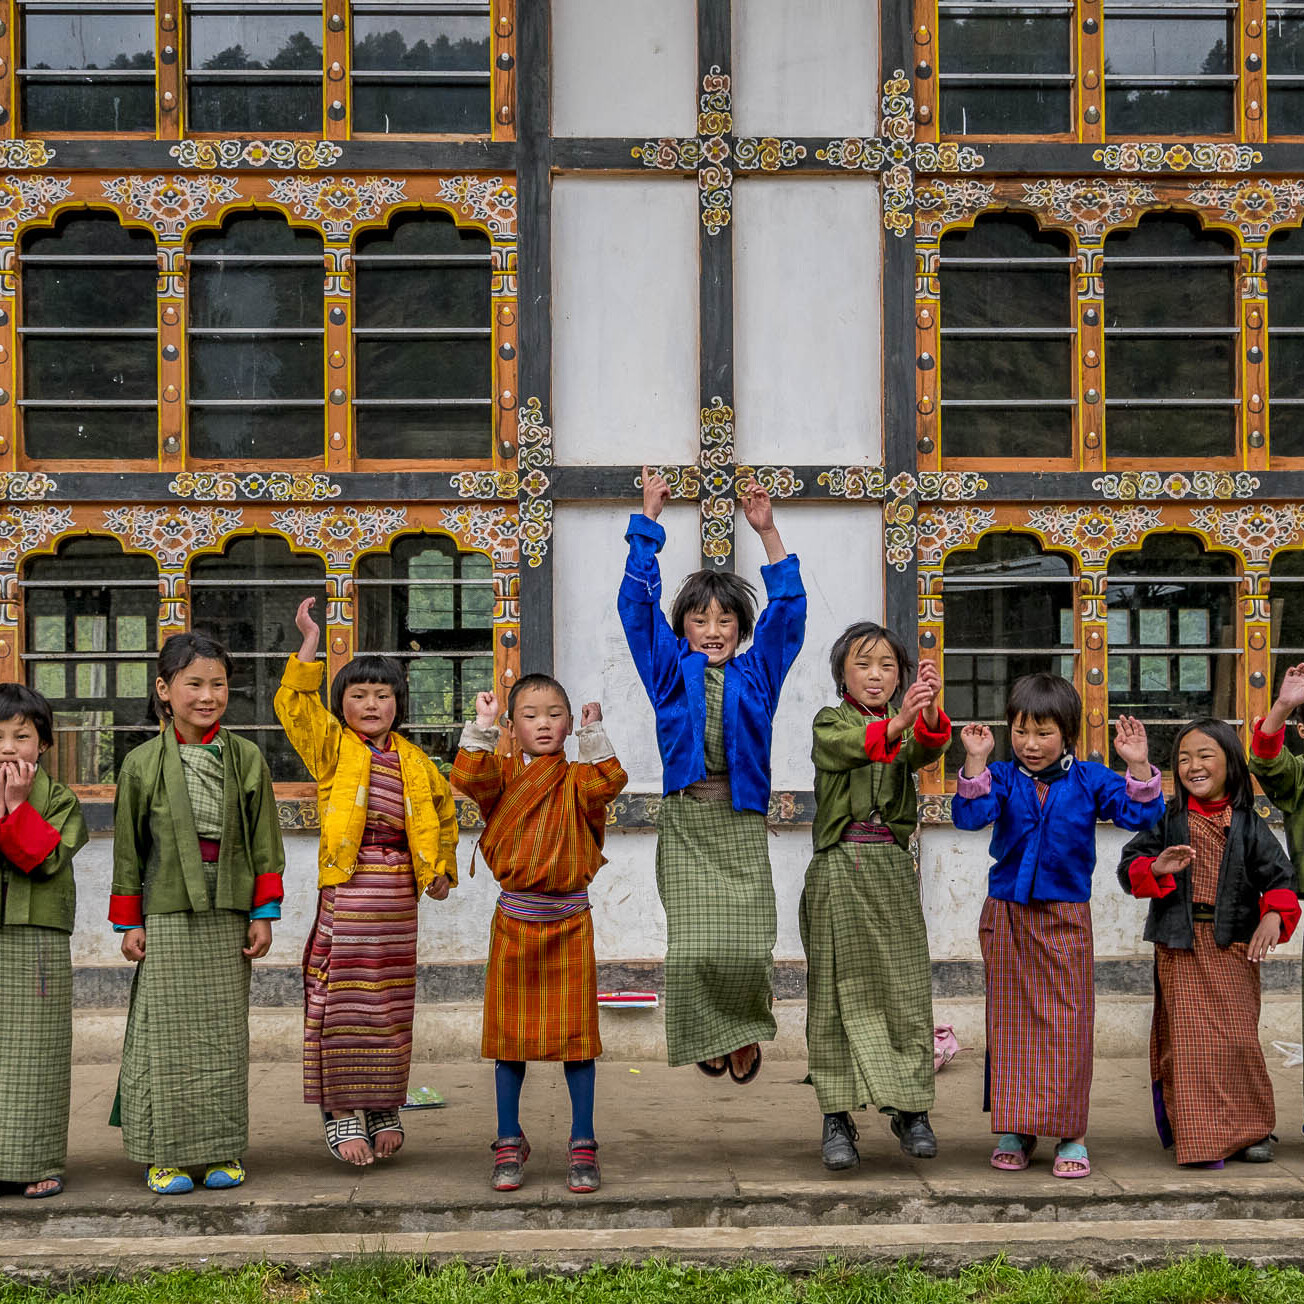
[619,467,806,1084]
[953,673,1163,1181]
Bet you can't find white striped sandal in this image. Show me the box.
[364,1109,405,1158]
[324,1112,374,1164]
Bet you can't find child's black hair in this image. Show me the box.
[1171,716,1254,811]
[828,621,914,696]
[1005,672,1081,745]
[508,672,572,719]
[330,655,408,731]
[670,569,758,644]
[0,682,53,749]
[150,631,235,723]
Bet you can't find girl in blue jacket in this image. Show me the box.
[953,672,1163,1180]
[618,467,806,1083]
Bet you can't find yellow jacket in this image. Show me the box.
[274,657,459,893]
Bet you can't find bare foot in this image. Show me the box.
[372,1127,404,1159]
[23,1178,61,1197]
[703,1056,727,1071]
[728,1044,758,1078]
[331,1111,374,1166]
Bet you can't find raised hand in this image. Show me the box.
[1113,715,1151,778]
[1263,662,1304,735]
[961,722,994,760]
[1153,844,1194,877]
[642,466,671,522]
[892,678,936,731]
[580,701,602,727]
[294,596,321,662]
[738,480,788,563]
[474,690,500,729]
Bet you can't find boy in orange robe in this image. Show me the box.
[453,674,627,1196]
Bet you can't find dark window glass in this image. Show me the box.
[353,210,492,459]
[942,532,1077,775]
[1269,227,1304,456]
[188,213,323,460]
[1266,3,1304,134]
[19,1,155,132]
[1270,549,1304,756]
[939,214,1074,460]
[938,2,1073,135]
[352,1,490,133]
[190,536,326,783]
[1106,534,1238,769]
[186,0,322,131]
[1104,0,1237,135]
[20,212,157,459]
[24,538,157,785]
[357,533,494,769]
[1104,214,1237,460]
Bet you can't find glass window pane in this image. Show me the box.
[189,339,322,400]
[941,407,1071,460]
[21,81,155,132]
[189,6,321,65]
[1106,407,1236,459]
[117,661,148,699]
[187,80,320,133]
[940,15,1069,73]
[189,407,321,460]
[24,8,155,67]
[33,664,65,698]
[24,338,156,402]
[939,84,1071,135]
[31,615,64,652]
[1105,337,1234,399]
[1105,86,1234,135]
[354,337,490,400]
[942,266,1071,329]
[23,407,157,460]
[354,264,490,329]
[942,338,1070,401]
[354,404,491,459]
[352,13,487,70]
[1105,17,1233,74]
[24,264,157,329]
[1271,88,1304,134]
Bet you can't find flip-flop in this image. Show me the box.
[696,1059,729,1078]
[727,1044,762,1085]
[990,1133,1037,1171]
[22,1176,63,1199]
[1052,1141,1091,1178]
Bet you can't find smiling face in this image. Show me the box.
[1010,712,1065,772]
[1176,728,1228,804]
[509,684,572,756]
[341,681,397,745]
[841,637,901,714]
[156,656,229,743]
[0,714,44,768]
[683,599,740,667]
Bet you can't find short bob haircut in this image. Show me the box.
[670,569,758,644]
[150,631,235,723]
[330,654,408,731]
[1005,672,1081,745]
[828,621,914,697]
[508,672,572,719]
[0,682,54,749]
[1171,716,1254,811]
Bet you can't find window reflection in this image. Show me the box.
[1268,2,1304,134]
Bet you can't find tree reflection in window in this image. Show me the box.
[942,532,1078,777]
[353,209,492,460]
[1106,533,1238,771]
[1104,213,1237,462]
[939,213,1074,462]
[352,1,490,134]
[356,534,494,770]
[1268,1,1304,135]
[23,537,157,786]
[19,211,158,460]
[190,536,326,783]
[1268,225,1304,457]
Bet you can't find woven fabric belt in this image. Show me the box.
[683,774,731,803]
[842,821,896,845]
[1192,902,1215,923]
[496,889,591,923]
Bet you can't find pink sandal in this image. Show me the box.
[990,1132,1036,1171]
[1052,1141,1091,1178]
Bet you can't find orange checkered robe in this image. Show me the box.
[453,745,627,1061]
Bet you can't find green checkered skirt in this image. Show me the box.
[656,793,777,1066]
[799,838,935,1114]
[0,926,71,1182]
[117,866,251,1167]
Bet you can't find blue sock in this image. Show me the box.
[494,1060,527,1138]
[564,1058,596,1141]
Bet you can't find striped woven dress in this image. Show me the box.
[303,745,419,1111]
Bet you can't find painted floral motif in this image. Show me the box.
[101,174,241,240]
[519,500,553,571]
[1184,178,1304,241]
[0,175,72,238]
[1189,504,1304,565]
[698,66,732,234]
[815,138,888,172]
[438,504,518,567]
[817,466,888,500]
[699,397,735,469]
[1091,143,1262,173]
[0,141,55,169]
[0,505,74,566]
[734,466,803,497]
[436,176,517,241]
[102,505,243,566]
[450,470,520,499]
[698,65,732,137]
[270,505,408,569]
[918,793,953,825]
[267,175,407,240]
[1026,504,1163,565]
[1092,471,1260,501]
[701,494,733,566]
[914,143,986,173]
[881,69,914,144]
[517,398,553,567]
[733,138,807,172]
[1020,178,1158,241]
[630,138,702,170]
[0,472,56,501]
[914,178,996,240]
[913,506,998,568]
[915,472,990,501]
[169,471,341,501]
[637,466,701,498]
[169,140,343,170]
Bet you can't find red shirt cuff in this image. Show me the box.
[913,707,952,748]
[0,802,62,873]
[252,873,283,909]
[1127,856,1178,899]
[1252,719,1287,759]
[109,894,144,927]
[1261,889,1301,943]
[864,720,902,764]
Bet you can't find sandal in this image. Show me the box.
[727,1044,762,1085]
[1052,1140,1091,1178]
[22,1176,63,1199]
[696,1059,729,1078]
[324,1111,374,1164]
[990,1133,1037,1171]
[364,1109,405,1158]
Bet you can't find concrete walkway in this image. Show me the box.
[8,1051,1304,1277]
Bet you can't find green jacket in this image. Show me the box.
[0,770,88,933]
[1247,739,1304,890]
[811,700,950,853]
[111,728,285,922]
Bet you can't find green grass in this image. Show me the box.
[0,1254,1302,1304]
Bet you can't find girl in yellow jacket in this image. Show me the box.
[275,598,459,1167]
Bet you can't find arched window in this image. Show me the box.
[942,532,1077,776]
[939,213,1074,463]
[353,210,492,461]
[188,213,324,460]
[356,533,494,768]
[1268,225,1304,458]
[1106,534,1238,769]
[1104,214,1237,463]
[20,212,157,461]
[190,536,327,781]
[22,537,157,785]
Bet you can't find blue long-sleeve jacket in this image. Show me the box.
[951,758,1164,904]
[617,513,806,814]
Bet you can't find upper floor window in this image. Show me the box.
[1267,2,1304,135]
[1269,225,1304,458]
[939,213,1073,464]
[20,212,158,462]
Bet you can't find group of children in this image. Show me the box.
[3,475,1304,1201]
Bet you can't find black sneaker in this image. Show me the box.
[821,1112,860,1170]
[891,1109,938,1159]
